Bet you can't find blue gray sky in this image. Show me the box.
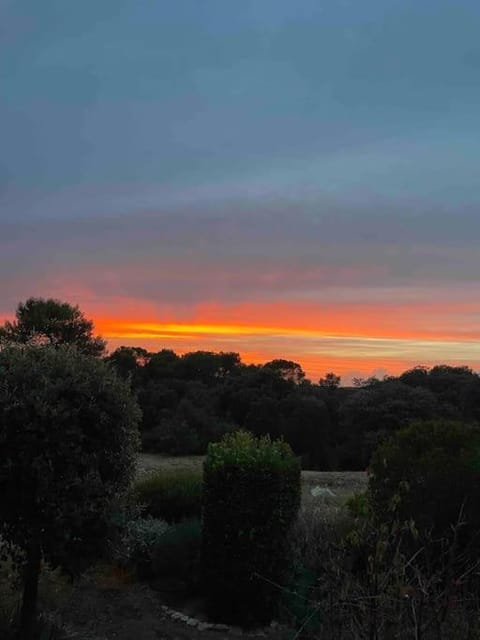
[1,0,480,381]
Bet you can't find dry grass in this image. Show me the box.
[137,453,205,477]
[137,454,367,509]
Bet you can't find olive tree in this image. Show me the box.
[0,345,140,639]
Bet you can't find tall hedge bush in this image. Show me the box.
[201,430,301,626]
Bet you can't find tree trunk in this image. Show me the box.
[20,541,41,640]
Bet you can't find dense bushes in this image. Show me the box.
[274,421,480,638]
[152,518,202,593]
[201,431,301,626]
[368,420,480,543]
[133,469,202,523]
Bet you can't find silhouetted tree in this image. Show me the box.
[179,351,242,384]
[143,349,180,381]
[339,379,438,468]
[106,346,149,381]
[263,358,305,384]
[319,372,341,389]
[245,397,284,439]
[282,395,332,469]
[0,297,106,356]
[0,345,140,639]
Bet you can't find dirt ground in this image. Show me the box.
[58,568,292,640]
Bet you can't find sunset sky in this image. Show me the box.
[2,0,480,383]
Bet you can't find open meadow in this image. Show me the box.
[137,453,367,510]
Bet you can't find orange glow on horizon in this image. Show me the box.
[2,296,480,384]
[94,302,480,383]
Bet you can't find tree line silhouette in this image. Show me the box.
[2,297,479,470]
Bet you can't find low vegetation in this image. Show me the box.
[133,469,203,523]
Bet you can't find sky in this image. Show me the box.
[1,0,480,383]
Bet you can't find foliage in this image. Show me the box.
[318,516,480,639]
[133,469,203,523]
[280,565,321,635]
[263,359,305,384]
[284,502,480,639]
[0,609,71,640]
[151,518,202,592]
[107,336,480,471]
[111,517,169,578]
[338,379,439,469]
[319,372,341,389]
[104,346,149,380]
[368,420,480,545]
[0,345,140,639]
[178,350,242,383]
[202,430,301,626]
[345,491,371,520]
[141,416,202,454]
[282,395,333,469]
[0,297,106,356]
[400,365,478,417]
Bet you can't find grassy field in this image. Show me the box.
[137,453,367,508]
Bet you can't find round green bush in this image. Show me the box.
[368,420,480,544]
[201,430,301,626]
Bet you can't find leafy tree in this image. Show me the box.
[398,365,429,387]
[369,420,480,549]
[143,348,180,381]
[244,397,284,439]
[339,379,438,468]
[179,351,242,384]
[0,345,140,639]
[282,395,332,469]
[399,364,479,418]
[106,345,149,381]
[263,358,306,384]
[0,297,106,356]
[319,372,341,390]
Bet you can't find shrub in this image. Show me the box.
[111,517,169,578]
[133,469,202,523]
[368,420,480,548]
[202,430,301,626]
[345,491,371,520]
[151,518,202,592]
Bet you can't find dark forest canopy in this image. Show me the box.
[105,347,480,470]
